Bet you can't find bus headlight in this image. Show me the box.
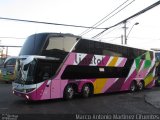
[25,95,29,99]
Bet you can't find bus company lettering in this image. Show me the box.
[74,53,105,65]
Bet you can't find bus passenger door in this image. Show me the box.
[51,79,61,99]
[35,61,52,100]
[36,60,62,99]
[50,62,62,99]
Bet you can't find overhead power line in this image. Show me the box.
[97,26,123,39]
[0,37,25,39]
[0,17,105,30]
[92,0,160,39]
[80,0,135,36]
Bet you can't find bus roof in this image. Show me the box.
[29,32,153,52]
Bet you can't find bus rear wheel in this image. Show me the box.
[130,81,137,92]
[64,85,74,100]
[82,84,92,98]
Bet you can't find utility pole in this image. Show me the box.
[6,47,8,58]
[93,1,160,39]
[123,21,127,45]
[121,35,123,45]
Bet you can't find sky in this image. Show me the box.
[0,0,160,56]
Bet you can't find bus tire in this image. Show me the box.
[81,84,93,98]
[130,81,137,92]
[138,80,144,91]
[64,85,74,100]
[155,80,160,86]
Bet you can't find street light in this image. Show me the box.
[124,22,139,45]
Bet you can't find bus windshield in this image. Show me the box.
[19,33,47,55]
[15,56,61,84]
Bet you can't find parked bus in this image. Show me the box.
[155,52,160,86]
[12,33,156,100]
[0,57,17,83]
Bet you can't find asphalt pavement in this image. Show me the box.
[145,87,160,109]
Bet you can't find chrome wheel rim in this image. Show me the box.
[131,84,135,91]
[84,86,90,96]
[139,82,143,90]
[67,87,74,99]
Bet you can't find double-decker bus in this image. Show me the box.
[12,33,156,101]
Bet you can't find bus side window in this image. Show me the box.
[89,41,94,54]
[102,49,122,57]
[94,42,102,55]
[36,62,52,82]
[36,60,61,83]
[74,39,90,54]
[42,66,51,80]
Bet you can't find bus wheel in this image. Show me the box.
[138,81,144,91]
[64,85,74,100]
[82,84,92,98]
[130,81,137,92]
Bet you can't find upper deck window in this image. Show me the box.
[44,36,77,52]
[19,33,78,58]
[19,34,47,55]
[42,36,77,59]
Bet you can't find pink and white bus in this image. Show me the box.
[12,33,156,100]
